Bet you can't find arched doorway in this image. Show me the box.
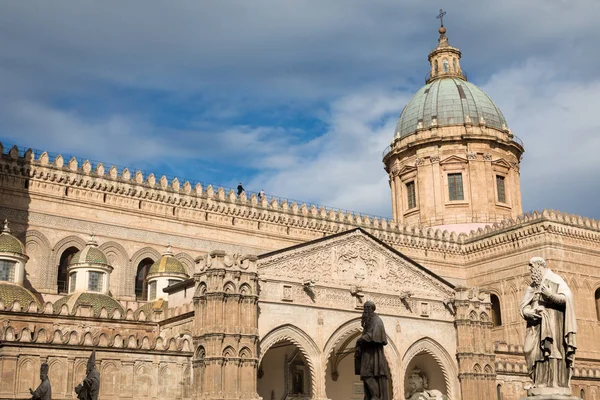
[258,339,312,400]
[324,319,395,400]
[135,258,154,300]
[57,247,79,294]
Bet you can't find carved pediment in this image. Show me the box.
[258,229,454,299]
[439,155,468,165]
[491,158,512,171]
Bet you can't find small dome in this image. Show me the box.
[394,78,507,139]
[0,282,40,308]
[0,220,26,255]
[148,256,187,276]
[148,246,187,276]
[53,292,124,317]
[69,235,109,266]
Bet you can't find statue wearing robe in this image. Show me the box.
[355,301,390,400]
[29,362,51,400]
[75,351,101,400]
[520,257,577,396]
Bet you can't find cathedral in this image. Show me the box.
[0,21,599,400]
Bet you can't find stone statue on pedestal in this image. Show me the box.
[354,300,390,400]
[29,362,51,400]
[520,257,580,399]
[75,350,101,400]
[405,367,445,400]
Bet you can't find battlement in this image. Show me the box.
[2,143,600,257]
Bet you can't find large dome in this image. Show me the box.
[394,78,507,139]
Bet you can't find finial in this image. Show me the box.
[437,9,447,35]
[436,9,446,28]
[87,234,98,246]
[164,244,173,256]
[2,219,10,234]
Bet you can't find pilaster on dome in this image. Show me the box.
[427,10,466,84]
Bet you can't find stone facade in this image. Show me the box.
[1,22,600,400]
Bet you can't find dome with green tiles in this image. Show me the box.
[0,220,26,255]
[53,292,124,317]
[394,78,507,139]
[0,282,40,308]
[69,235,110,267]
[148,246,188,277]
[134,298,168,318]
[393,25,508,140]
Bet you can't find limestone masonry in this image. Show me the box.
[0,23,599,400]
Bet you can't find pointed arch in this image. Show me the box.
[174,252,195,276]
[259,324,320,397]
[131,247,160,300]
[402,337,459,400]
[25,230,51,289]
[51,235,86,293]
[322,317,400,397]
[99,241,130,297]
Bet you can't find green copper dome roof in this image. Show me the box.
[69,236,109,266]
[0,282,40,308]
[53,292,124,317]
[394,78,507,139]
[0,220,26,255]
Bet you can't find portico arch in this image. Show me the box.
[323,318,399,400]
[402,337,459,400]
[259,324,320,398]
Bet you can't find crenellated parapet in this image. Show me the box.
[2,144,600,263]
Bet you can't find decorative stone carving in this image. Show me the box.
[483,153,492,161]
[415,158,425,166]
[466,152,477,161]
[406,367,445,400]
[258,230,454,299]
[430,155,440,163]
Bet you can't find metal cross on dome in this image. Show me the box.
[436,9,447,27]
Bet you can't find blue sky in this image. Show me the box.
[1,1,599,219]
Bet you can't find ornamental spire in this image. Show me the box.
[426,9,466,83]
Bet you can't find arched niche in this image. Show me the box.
[402,337,458,400]
[259,324,320,399]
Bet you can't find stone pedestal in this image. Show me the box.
[519,386,582,399]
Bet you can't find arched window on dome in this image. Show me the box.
[57,247,79,294]
[453,58,458,73]
[497,383,502,400]
[595,288,600,320]
[490,294,502,326]
[580,388,585,399]
[442,59,449,73]
[135,258,154,300]
[434,60,439,76]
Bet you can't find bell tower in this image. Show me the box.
[383,11,524,233]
